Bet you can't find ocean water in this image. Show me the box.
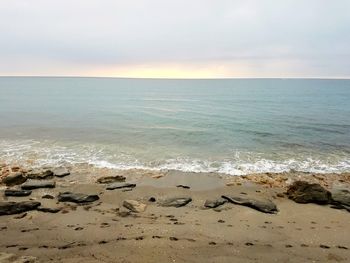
[0,77,349,175]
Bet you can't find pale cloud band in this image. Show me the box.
[0,0,349,78]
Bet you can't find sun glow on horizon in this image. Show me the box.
[93,64,243,79]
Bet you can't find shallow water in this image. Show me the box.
[0,77,349,175]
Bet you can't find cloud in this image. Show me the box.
[0,0,349,77]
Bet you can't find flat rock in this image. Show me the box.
[106,182,136,190]
[97,175,126,184]
[37,206,61,213]
[1,172,27,186]
[42,194,55,199]
[52,167,70,177]
[204,198,227,208]
[123,200,147,213]
[21,180,56,190]
[0,201,41,216]
[57,192,99,203]
[26,169,54,179]
[176,185,190,189]
[286,181,331,204]
[160,197,192,207]
[4,189,32,197]
[222,195,278,214]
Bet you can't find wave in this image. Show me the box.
[0,139,349,175]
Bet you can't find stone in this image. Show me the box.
[37,206,61,213]
[4,189,32,197]
[42,194,55,199]
[148,197,156,202]
[57,192,99,203]
[1,172,27,186]
[160,197,192,207]
[204,198,227,208]
[330,188,350,211]
[331,188,350,206]
[0,201,41,216]
[176,185,190,189]
[222,195,278,214]
[106,182,136,190]
[123,200,147,213]
[52,167,70,177]
[96,175,126,184]
[26,169,54,179]
[286,181,331,204]
[21,180,56,190]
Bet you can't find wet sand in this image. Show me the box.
[0,167,350,262]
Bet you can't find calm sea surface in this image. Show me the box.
[0,77,349,175]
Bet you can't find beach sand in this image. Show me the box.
[0,166,349,262]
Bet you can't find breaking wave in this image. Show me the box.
[1,139,349,176]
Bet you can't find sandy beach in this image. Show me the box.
[1,165,349,263]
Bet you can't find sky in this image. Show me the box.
[0,0,349,78]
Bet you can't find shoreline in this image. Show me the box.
[0,163,350,262]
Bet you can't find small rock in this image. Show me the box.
[26,169,53,179]
[204,198,227,208]
[52,167,70,178]
[286,181,331,204]
[21,180,56,190]
[42,194,55,199]
[320,244,330,249]
[0,201,41,216]
[2,172,27,186]
[106,182,136,190]
[96,175,126,184]
[4,189,32,197]
[123,200,147,213]
[57,192,99,203]
[222,195,278,214]
[37,206,61,213]
[160,197,192,208]
[176,185,190,189]
[148,197,156,202]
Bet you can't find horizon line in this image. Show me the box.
[0,75,349,80]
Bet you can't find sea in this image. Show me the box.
[0,77,349,175]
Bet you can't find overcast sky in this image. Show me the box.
[0,0,349,78]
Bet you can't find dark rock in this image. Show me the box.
[176,185,190,189]
[4,189,32,197]
[2,172,27,186]
[204,198,227,208]
[106,182,136,190]
[148,197,156,202]
[222,195,278,214]
[42,194,55,199]
[26,169,54,179]
[159,197,192,207]
[97,175,126,184]
[14,213,27,219]
[57,192,99,203]
[286,181,331,204]
[0,201,41,216]
[37,206,61,213]
[21,180,56,190]
[52,167,70,178]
